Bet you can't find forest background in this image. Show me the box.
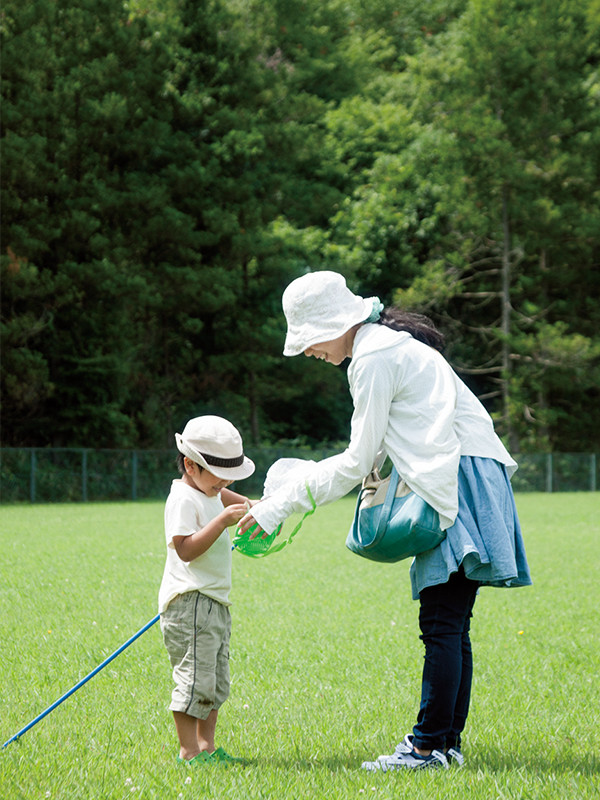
[2,0,599,455]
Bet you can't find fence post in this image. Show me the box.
[82,449,88,502]
[546,453,553,493]
[592,454,597,492]
[132,451,138,501]
[30,449,37,503]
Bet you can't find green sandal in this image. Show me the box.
[212,747,246,765]
[177,751,217,766]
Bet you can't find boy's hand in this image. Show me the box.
[221,503,249,529]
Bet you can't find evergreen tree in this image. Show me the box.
[415,0,600,450]
[324,0,600,450]
[2,0,175,445]
[2,0,598,452]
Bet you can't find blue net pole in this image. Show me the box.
[2,614,160,749]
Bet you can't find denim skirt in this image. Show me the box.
[410,456,532,600]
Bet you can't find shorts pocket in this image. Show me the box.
[161,593,212,664]
[193,594,212,634]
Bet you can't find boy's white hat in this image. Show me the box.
[282,271,382,356]
[175,415,255,481]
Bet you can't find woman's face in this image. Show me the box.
[303,326,359,366]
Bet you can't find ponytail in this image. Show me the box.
[377,308,445,353]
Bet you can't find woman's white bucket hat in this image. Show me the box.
[282,271,382,357]
[175,415,255,480]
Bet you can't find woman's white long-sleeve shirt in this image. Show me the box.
[252,324,516,533]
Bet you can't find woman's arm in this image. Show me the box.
[244,349,400,534]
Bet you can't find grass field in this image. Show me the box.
[1,493,598,799]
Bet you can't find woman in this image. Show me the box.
[240,270,531,771]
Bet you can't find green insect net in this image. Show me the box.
[231,521,284,557]
[232,483,316,559]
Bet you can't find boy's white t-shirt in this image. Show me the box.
[158,480,232,614]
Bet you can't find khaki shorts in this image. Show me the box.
[160,591,231,720]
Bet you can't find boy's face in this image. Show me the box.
[182,458,233,497]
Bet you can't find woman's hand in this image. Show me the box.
[238,513,267,539]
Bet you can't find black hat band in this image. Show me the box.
[201,452,245,469]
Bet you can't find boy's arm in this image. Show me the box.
[172,503,247,563]
[220,487,255,507]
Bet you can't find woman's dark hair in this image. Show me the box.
[176,452,203,475]
[377,308,445,353]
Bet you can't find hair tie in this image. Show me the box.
[365,298,384,323]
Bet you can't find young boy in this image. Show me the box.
[158,415,255,765]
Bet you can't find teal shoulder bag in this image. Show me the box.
[346,465,446,563]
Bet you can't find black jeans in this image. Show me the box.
[412,567,480,752]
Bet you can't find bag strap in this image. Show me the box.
[375,466,400,537]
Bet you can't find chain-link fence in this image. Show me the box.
[0,445,339,503]
[0,448,597,504]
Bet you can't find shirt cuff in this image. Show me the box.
[251,496,287,535]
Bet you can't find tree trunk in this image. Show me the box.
[248,369,260,445]
[501,184,518,451]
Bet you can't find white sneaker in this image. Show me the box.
[446,746,465,767]
[362,735,448,771]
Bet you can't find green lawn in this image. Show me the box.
[1,493,598,799]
